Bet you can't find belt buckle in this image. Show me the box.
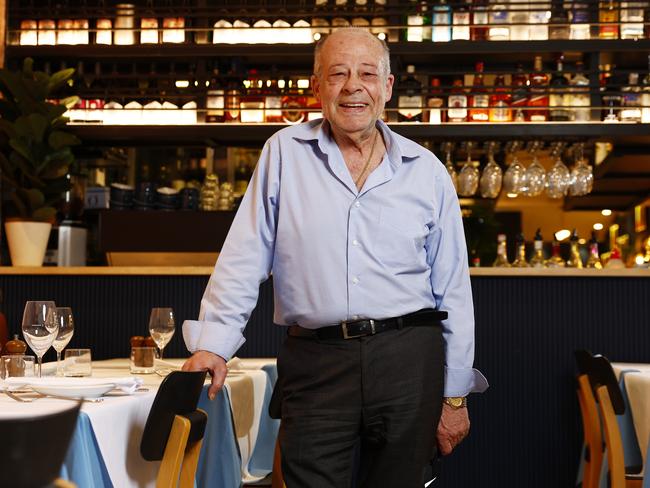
[341,319,375,339]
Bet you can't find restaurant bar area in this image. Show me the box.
[0,1,649,487]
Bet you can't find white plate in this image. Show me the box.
[30,383,115,399]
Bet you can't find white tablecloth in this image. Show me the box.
[0,357,276,487]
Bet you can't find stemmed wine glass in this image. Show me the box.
[546,142,571,199]
[441,142,458,192]
[523,141,546,197]
[569,143,594,197]
[457,141,479,197]
[149,308,175,373]
[52,307,75,377]
[479,141,502,199]
[22,301,58,377]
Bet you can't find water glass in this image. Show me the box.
[130,346,157,374]
[1,355,36,379]
[64,348,92,377]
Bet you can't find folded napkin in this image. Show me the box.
[3,376,144,394]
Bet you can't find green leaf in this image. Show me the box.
[48,131,80,150]
[46,68,75,95]
[9,138,33,164]
[26,113,49,143]
[20,188,45,209]
[59,96,80,109]
[44,102,68,121]
[0,119,17,139]
[0,70,32,107]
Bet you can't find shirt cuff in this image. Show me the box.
[444,367,489,397]
[182,320,246,361]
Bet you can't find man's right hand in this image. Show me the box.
[181,350,228,400]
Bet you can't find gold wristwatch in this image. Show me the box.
[444,396,467,409]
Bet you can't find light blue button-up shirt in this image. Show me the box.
[183,119,488,396]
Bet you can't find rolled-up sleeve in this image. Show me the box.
[182,137,280,360]
[427,168,488,397]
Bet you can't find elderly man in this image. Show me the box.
[182,28,487,487]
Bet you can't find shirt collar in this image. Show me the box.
[292,118,421,167]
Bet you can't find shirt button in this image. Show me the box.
[352,240,359,246]
[355,201,361,208]
[352,277,359,284]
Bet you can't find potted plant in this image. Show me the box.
[0,58,80,266]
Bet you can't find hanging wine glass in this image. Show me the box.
[546,143,571,199]
[479,141,502,199]
[569,143,594,196]
[441,142,458,192]
[523,141,546,197]
[458,141,479,197]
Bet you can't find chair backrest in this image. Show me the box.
[141,370,208,461]
[590,355,626,415]
[0,403,81,488]
[595,384,626,488]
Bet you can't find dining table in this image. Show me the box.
[0,357,279,488]
[612,362,650,485]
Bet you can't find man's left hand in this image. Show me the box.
[436,403,470,456]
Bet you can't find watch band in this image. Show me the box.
[443,396,467,409]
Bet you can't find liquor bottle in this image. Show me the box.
[432,0,452,42]
[511,64,529,122]
[471,0,490,40]
[620,72,642,122]
[240,70,265,123]
[569,1,591,39]
[312,0,331,41]
[599,0,619,39]
[586,232,603,269]
[468,62,489,122]
[548,0,570,40]
[282,78,307,124]
[601,65,621,122]
[452,1,472,40]
[529,229,546,268]
[489,0,510,40]
[398,65,424,122]
[493,234,510,267]
[545,239,566,267]
[509,0,530,41]
[351,0,370,27]
[529,0,551,40]
[620,1,644,39]
[371,0,391,41]
[206,70,225,123]
[403,0,431,42]
[332,0,351,29]
[549,56,570,121]
[424,77,446,124]
[566,229,583,268]
[225,73,242,123]
[528,56,549,122]
[489,74,512,122]
[512,233,529,267]
[642,55,650,123]
[265,77,284,123]
[447,78,469,122]
[569,61,591,122]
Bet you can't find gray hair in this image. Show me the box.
[313,28,391,80]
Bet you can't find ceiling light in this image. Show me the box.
[593,223,604,231]
[175,80,190,88]
[601,209,612,216]
[555,229,571,241]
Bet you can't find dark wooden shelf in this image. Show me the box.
[8,39,650,60]
[66,122,650,146]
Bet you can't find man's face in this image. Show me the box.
[311,32,394,137]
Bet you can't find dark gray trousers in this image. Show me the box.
[275,324,445,488]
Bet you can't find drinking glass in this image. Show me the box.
[52,307,75,377]
[546,156,571,198]
[441,143,458,193]
[21,301,57,377]
[503,156,526,196]
[479,144,502,198]
[523,155,547,197]
[569,144,594,196]
[148,307,175,362]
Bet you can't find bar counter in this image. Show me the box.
[1,266,649,487]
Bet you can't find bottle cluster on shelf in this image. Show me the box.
[397,57,650,124]
[490,229,623,269]
[10,0,650,47]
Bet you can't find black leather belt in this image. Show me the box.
[288,309,447,340]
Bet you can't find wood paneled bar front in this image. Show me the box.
[0,266,648,487]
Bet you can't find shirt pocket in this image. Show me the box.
[373,206,429,269]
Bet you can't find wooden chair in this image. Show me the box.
[589,355,643,488]
[0,402,80,488]
[140,371,208,488]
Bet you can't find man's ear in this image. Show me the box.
[311,74,321,101]
[385,74,395,102]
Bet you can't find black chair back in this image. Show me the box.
[0,403,81,488]
[591,355,626,415]
[140,370,207,461]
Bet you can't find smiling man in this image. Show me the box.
[182,28,487,487]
